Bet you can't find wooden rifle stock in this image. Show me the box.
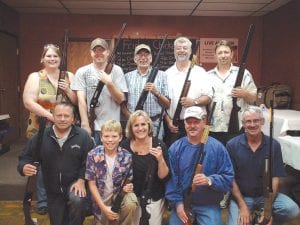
[135,35,168,111]
[56,29,69,102]
[111,166,131,213]
[183,102,216,225]
[228,24,255,135]
[173,80,191,127]
[23,117,46,225]
[89,23,127,131]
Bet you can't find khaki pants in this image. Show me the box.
[94,192,138,225]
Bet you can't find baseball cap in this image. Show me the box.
[90,38,109,50]
[134,44,151,55]
[184,106,207,120]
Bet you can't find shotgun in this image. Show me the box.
[111,166,132,213]
[56,29,69,102]
[228,24,255,135]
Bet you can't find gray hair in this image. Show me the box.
[174,37,192,48]
[241,106,264,121]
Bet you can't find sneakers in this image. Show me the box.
[220,192,230,209]
[36,206,48,215]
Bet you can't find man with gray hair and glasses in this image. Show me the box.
[226,106,299,225]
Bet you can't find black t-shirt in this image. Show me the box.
[120,138,170,201]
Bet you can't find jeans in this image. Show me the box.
[227,193,300,225]
[152,119,164,140]
[37,167,47,208]
[48,190,89,225]
[93,131,101,147]
[169,204,222,225]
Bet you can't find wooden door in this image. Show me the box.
[67,41,91,74]
[0,32,20,142]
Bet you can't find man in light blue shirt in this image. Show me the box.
[122,44,170,139]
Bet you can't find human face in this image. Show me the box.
[184,117,205,139]
[91,46,109,64]
[134,50,152,70]
[101,131,122,153]
[215,45,233,67]
[132,116,149,140]
[42,48,61,69]
[174,42,191,62]
[53,105,74,132]
[242,113,265,137]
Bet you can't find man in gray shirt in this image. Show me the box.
[72,38,128,145]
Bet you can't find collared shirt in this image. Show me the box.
[125,67,169,117]
[166,64,213,119]
[85,145,132,220]
[207,65,257,132]
[227,133,285,197]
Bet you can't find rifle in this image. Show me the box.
[135,35,168,111]
[111,166,132,213]
[172,43,199,127]
[253,96,274,225]
[139,155,157,225]
[183,102,216,225]
[228,24,255,135]
[56,29,69,102]
[23,117,46,225]
[89,23,127,131]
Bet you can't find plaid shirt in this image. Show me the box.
[125,67,169,117]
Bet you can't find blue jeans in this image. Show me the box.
[152,119,164,140]
[47,190,89,225]
[37,167,47,208]
[169,205,222,225]
[93,131,101,146]
[227,193,300,225]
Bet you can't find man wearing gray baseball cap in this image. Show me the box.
[71,38,128,145]
[121,43,170,139]
[166,106,234,225]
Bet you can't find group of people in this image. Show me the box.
[17,36,299,225]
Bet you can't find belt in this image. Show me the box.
[150,114,161,121]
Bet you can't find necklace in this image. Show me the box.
[131,138,152,155]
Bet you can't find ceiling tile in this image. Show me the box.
[132,1,197,9]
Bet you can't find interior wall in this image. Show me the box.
[0,2,19,35]
[19,14,263,88]
[262,0,300,109]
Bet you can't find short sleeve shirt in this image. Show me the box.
[71,63,128,130]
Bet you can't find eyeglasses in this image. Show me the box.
[243,119,261,126]
[44,44,60,50]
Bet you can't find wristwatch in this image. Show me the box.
[194,100,199,106]
[207,177,212,186]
